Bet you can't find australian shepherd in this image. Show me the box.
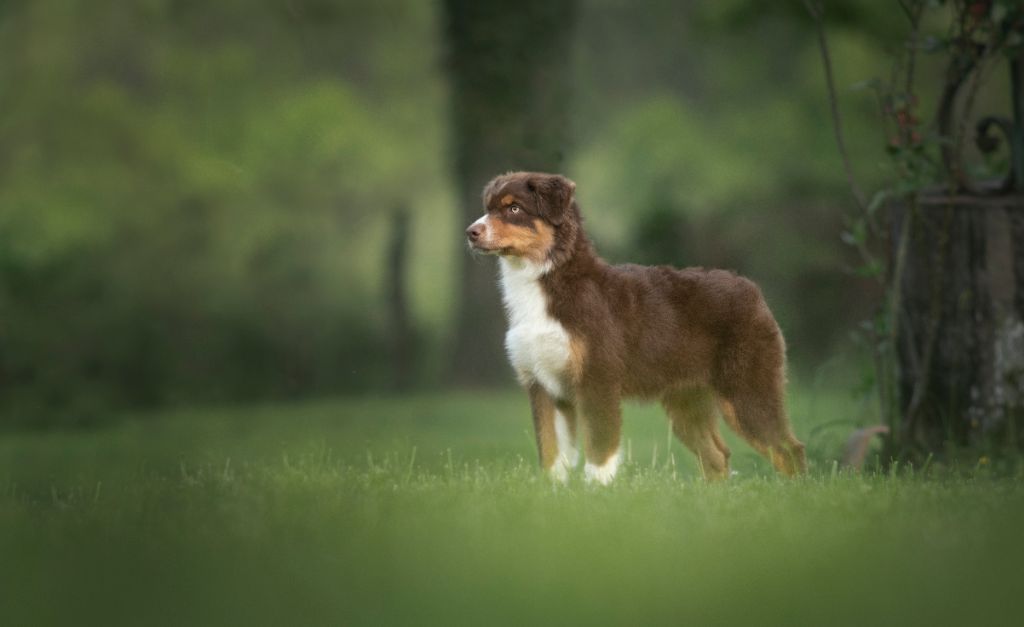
[466,171,806,484]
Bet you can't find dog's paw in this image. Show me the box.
[561,446,580,469]
[548,456,572,485]
[584,451,621,486]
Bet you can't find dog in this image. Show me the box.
[465,171,806,484]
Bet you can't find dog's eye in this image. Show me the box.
[509,205,521,214]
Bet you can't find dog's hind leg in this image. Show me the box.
[717,385,806,477]
[713,320,806,476]
[663,387,730,481]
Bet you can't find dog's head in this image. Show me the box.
[465,172,576,263]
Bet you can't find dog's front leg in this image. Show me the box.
[528,383,579,483]
[580,388,623,486]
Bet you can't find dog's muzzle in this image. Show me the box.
[466,223,485,244]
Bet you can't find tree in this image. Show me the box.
[442,0,578,385]
[894,36,1024,456]
[807,0,1024,459]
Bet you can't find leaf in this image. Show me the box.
[867,189,891,215]
[920,35,949,53]
[849,78,882,92]
[1004,31,1023,50]
[856,259,883,278]
[992,2,1009,24]
[840,219,867,246]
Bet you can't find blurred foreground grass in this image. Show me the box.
[2,387,1023,626]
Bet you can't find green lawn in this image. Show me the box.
[2,387,1023,626]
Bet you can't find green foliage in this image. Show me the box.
[0,0,448,422]
[0,0,959,422]
[2,390,1023,625]
[818,0,1024,455]
[577,97,780,219]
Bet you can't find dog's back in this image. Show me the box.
[544,261,781,398]
[467,171,806,483]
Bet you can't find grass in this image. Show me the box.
[2,386,1024,626]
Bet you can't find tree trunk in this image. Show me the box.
[386,206,414,391]
[442,0,578,385]
[894,193,1024,457]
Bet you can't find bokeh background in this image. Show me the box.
[0,0,909,426]
[9,4,1024,625]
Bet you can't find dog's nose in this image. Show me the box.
[466,224,484,242]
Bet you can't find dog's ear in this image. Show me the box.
[528,174,576,226]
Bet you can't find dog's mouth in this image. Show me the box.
[467,239,502,255]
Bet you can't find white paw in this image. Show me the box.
[584,451,621,486]
[560,446,580,469]
[548,455,572,484]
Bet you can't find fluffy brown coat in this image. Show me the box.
[466,172,806,481]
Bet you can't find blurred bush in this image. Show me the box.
[0,0,448,425]
[1,0,896,425]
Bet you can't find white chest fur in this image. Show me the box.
[499,258,572,399]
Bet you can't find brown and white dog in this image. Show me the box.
[466,172,806,484]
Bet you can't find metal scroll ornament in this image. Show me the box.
[937,17,1024,196]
